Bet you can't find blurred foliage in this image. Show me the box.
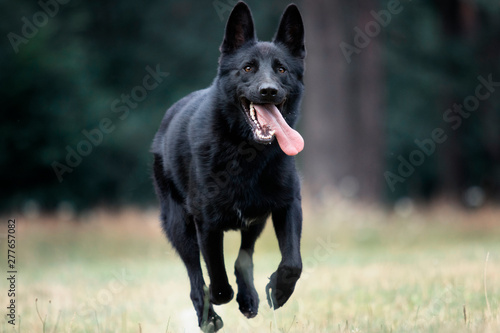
[383,0,500,202]
[1,0,499,212]
[0,0,295,212]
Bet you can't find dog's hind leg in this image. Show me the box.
[154,155,223,331]
[160,203,223,332]
[235,220,266,318]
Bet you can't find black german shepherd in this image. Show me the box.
[152,2,305,331]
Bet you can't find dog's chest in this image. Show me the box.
[233,206,266,227]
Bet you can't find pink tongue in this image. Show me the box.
[253,104,304,156]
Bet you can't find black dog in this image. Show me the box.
[152,2,305,331]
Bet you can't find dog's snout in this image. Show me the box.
[259,84,278,98]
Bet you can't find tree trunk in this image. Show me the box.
[302,0,385,203]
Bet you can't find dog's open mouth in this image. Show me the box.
[240,98,304,156]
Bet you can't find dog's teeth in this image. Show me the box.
[255,127,276,141]
[250,104,256,120]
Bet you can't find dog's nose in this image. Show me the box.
[259,84,278,98]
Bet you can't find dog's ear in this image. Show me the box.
[220,2,256,54]
[273,4,305,59]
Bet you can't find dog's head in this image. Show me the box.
[217,2,305,156]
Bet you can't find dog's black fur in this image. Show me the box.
[152,2,305,331]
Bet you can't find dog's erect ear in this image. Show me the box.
[273,4,305,59]
[220,2,256,54]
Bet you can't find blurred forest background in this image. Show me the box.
[1,0,500,213]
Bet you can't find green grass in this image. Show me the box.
[1,203,499,332]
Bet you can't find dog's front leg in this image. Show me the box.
[195,222,234,305]
[267,198,303,309]
[235,221,266,318]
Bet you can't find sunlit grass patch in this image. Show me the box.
[1,204,499,332]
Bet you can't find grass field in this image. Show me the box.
[1,199,499,332]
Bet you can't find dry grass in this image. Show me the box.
[1,201,499,332]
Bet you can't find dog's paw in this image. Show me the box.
[200,312,223,333]
[209,284,234,305]
[237,287,259,318]
[266,265,301,309]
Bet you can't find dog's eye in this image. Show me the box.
[243,66,253,73]
[278,67,286,74]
